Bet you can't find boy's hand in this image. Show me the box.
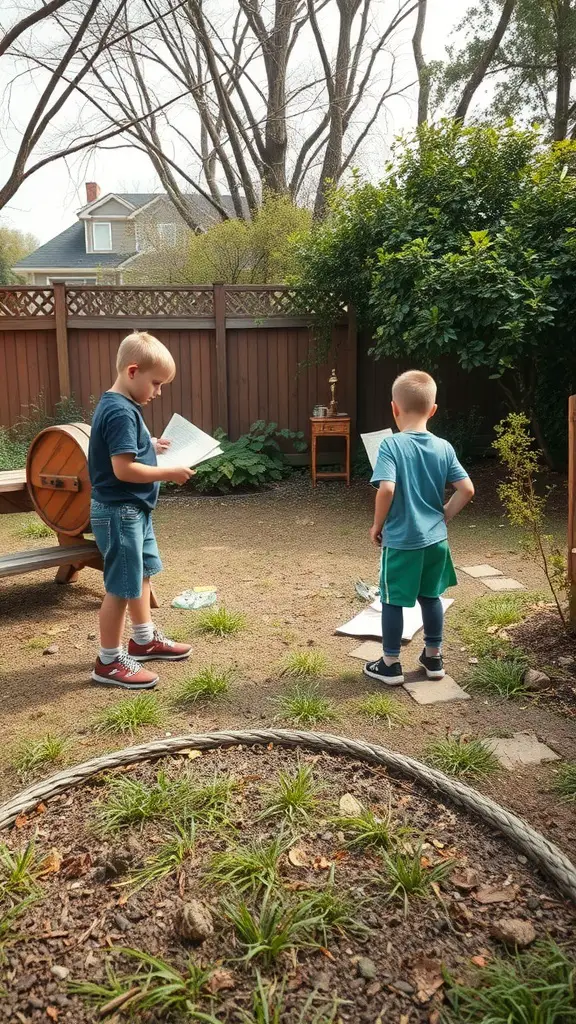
[167,466,195,485]
[370,525,382,547]
[153,437,171,455]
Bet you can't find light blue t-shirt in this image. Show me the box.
[371,431,468,550]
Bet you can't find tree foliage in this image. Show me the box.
[291,121,576,464]
[0,225,38,282]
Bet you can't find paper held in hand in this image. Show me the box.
[361,428,393,470]
[156,413,223,468]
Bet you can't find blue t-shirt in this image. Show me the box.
[371,431,468,550]
[89,391,159,511]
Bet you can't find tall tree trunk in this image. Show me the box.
[454,0,518,121]
[553,0,573,140]
[412,0,429,125]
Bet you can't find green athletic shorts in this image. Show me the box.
[379,540,457,607]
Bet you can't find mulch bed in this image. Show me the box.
[509,608,576,717]
[1,745,575,1024]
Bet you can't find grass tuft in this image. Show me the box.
[424,735,501,779]
[273,683,338,726]
[260,764,319,824]
[451,592,540,657]
[280,650,329,680]
[23,636,51,652]
[15,517,53,539]
[208,835,288,894]
[94,771,235,833]
[93,693,163,735]
[222,891,323,965]
[467,657,528,699]
[443,940,576,1023]
[118,819,196,894]
[172,665,232,707]
[0,841,43,900]
[303,875,370,942]
[552,762,576,802]
[13,734,69,774]
[334,807,405,851]
[195,607,246,637]
[240,972,344,1024]
[354,692,410,728]
[381,847,454,916]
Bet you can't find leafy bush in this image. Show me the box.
[192,421,307,494]
[0,393,92,470]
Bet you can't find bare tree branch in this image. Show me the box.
[412,0,429,124]
[454,0,518,121]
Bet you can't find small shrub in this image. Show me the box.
[93,694,163,735]
[191,421,307,494]
[195,608,247,637]
[0,427,27,471]
[552,762,576,802]
[260,765,319,824]
[424,735,500,779]
[281,650,329,680]
[14,517,52,540]
[381,847,454,915]
[355,692,410,728]
[274,684,339,726]
[13,734,69,775]
[467,657,528,699]
[172,666,232,706]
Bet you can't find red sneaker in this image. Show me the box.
[128,629,192,662]
[91,653,159,689]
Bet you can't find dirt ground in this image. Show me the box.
[0,464,575,862]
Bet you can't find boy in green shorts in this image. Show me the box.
[365,370,475,686]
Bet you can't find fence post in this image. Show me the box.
[347,303,358,431]
[569,395,576,626]
[213,282,229,433]
[53,283,70,399]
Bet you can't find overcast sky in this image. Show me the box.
[0,0,464,245]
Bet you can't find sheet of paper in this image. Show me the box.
[156,413,223,468]
[361,428,393,470]
[336,598,454,642]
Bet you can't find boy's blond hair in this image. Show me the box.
[392,370,437,415]
[116,331,176,380]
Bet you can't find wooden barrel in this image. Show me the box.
[26,423,92,537]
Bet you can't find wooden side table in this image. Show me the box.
[310,415,351,487]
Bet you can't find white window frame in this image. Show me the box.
[92,221,112,251]
[48,276,98,285]
[158,222,177,247]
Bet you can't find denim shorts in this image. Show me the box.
[90,499,163,600]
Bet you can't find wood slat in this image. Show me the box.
[0,541,100,579]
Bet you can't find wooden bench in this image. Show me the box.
[0,469,34,515]
[0,539,102,582]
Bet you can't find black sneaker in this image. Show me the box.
[363,658,404,686]
[418,649,445,680]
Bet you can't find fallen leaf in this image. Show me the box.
[475,884,519,905]
[319,946,335,960]
[36,803,47,814]
[339,792,363,816]
[288,846,309,868]
[412,956,444,1003]
[432,839,445,850]
[61,853,91,879]
[451,867,480,891]
[429,1011,441,1024]
[39,849,62,875]
[313,855,332,871]
[207,968,235,994]
[267,743,274,750]
[187,750,202,760]
[284,880,310,891]
[471,955,489,967]
[46,1009,59,1021]
[15,813,28,828]
[486,625,499,634]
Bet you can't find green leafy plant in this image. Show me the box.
[273,684,339,726]
[260,764,319,824]
[195,608,247,637]
[467,657,529,699]
[13,734,69,774]
[222,891,324,965]
[552,762,576,802]
[118,819,196,895]
[333,806,406,851]
[381,847,454,916]
[93,694,163,735]
[172,666,232,706]
[0,841,43,900]
[443,940,576,1023]
[94,771,234,833]
[354,692,410,728]
[191,421,306,494]
[451,591,542,657]
[424,735,501,779]
[280,650,329,679]
[494,413,567,623]
[208,835,288,895]
[433,406,485,463]
[303,872,369,942]
[14,516,52,540]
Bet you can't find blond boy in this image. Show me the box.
[88,332,194,689]
[365,370,475,685]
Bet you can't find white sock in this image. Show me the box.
[132,622,155,645]
[383,653,400,666]
[100,645,122,665]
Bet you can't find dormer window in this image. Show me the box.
[158,223,176,246]
[93,222,112,251]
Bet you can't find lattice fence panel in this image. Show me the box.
[225,288,304,318]
[0,289,55,317]
[66,288,214,318]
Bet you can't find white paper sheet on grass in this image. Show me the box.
[361,428,393,470]
[156,413,223,468]
[336,597,454,642]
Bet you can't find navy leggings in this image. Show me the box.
[381,596,443,657]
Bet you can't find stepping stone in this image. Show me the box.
[402,673,471,705]
[486,733,560,770]
[460,564,503,578]
[482,576,524,591]
[348,641,383,662]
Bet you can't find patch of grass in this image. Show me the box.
[166,618,195,643]
[15,517,53,540]
[0,897,38,967]
[424,735,501,779]
[222,891,324,965]
[118,819,196,895]
[195,607,247,637]
[95,771,235,833]
[467,656,528,699]
[208,835,288,894]
[23,636,51,652]
[70,949,220,1020]
[172,666,232,707]
[260,765,319,824]
[93,693,163,735]
[334,807,405,852]
[451,592,541,657]
[443,940,576,1023]
[240,972,344,1024]
[354,692,410,728]
[13,734,69,775]
[552,762,576,802]
[381,847,454,916]
[304,875,370,942]
[273,683,339,726]
[0,841,43,900]
[281,650,329,680]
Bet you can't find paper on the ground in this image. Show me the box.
[156,413,223,468]
[336,597,454,642]
[361,428,393,470]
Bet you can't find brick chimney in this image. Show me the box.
[85,182,101,204]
